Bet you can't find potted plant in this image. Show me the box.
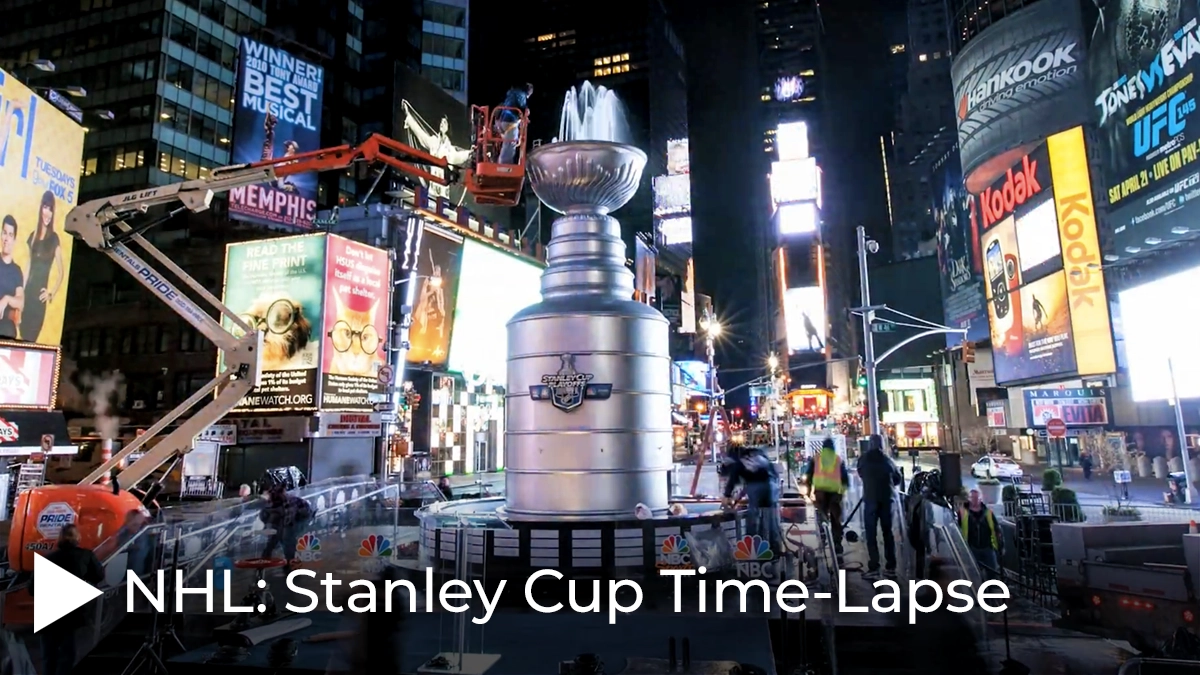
[977,477,1003,504]
[1051,487,1085,522]
[1042,468,1063,491]
[1102,505,1142,522]
[1001,483,1022,517]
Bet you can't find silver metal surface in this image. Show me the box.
[505,141,671,519]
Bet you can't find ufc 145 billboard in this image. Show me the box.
[951,0,1088,191]
[1089,4,1200,257]
[973,126,1116,386]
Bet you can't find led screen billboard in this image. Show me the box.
[653,174,691,216]
[634,237,656,305]
[770,158,821,207]
[933,147,988,346]
[777,121,809,161]
[1119,265,1200,402]
[677,360,710,394]
[784,286,826,354]
[395,65,480,208]
[221,234,327,411]
[1089,4,1200,257]
[667,139,689,175]
[0,342,59,409]
[976,126,1116,386]
[320,235,392,410]
[950,0,1087,189]
[778,202,818,236]
[447,240,543,385]
[406,227,463,367]
[659,216,692,245]
[0,69,84,347]
[774,76,807,103]
[229,39,324,230]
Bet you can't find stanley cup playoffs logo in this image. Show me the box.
[530,354,613,412]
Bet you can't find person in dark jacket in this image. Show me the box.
[960,488,1004,580]
[908,557,989,675]
[260,484,314,564]
[496,83,532,164]
[856,434,903,579]
[32,524,105,675]
[722,444,783,554]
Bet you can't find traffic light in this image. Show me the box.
[856,366,868,388]
[962,340,976,364]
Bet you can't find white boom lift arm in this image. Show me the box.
[64,165,280,487]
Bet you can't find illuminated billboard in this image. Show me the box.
[653,174,691,216]
[221,234,328,411]
[784,286,825,354]
[228,39,325,230]
[1089,4,1200,257]
[320,235,392,410]
[0,342,59,409]
[681,258,696,334]
[777,121,809,161]
[406,227,464,367]
[1120,265,1200,402]
[949,0,1086,190]
[660,216,692,246]
[447,240,543,385]
[667,139,689,175]
[0,68,85,347]
[634,238,656,304]
[770,158,821,207]
[774,76,806,103]
[932,147,987,345]
[778,202,817,236]
[976,126,1116,386]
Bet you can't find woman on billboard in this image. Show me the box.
[21,190,65,343]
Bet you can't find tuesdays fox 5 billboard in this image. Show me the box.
[951,0,1089,192]
[0,69,84,347]
[1089,3,1200,257]
[974,126,1116,386]
[228,38,324,230]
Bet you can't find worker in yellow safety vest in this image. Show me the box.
[804,439,849,556]
[960,488,1003,579]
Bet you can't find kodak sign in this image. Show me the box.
[1046,126,1116,377]
[977,153,1046,229]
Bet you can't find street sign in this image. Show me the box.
[380,413,398,424]
[378,365,395,385]
[367,393,387,403]
[903,422,923,439]
[374,402,396,413]
[1046,418,1067,438]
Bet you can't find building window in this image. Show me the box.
[422,65,463,92]
[592,52,630,67]
[594,64,630,77]
[424,2,466,27]
[422,34,465,59]
[918,53,928,61]
[112,146,145,172]
[890,44,906,54]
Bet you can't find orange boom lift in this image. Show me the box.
[5,110,529,624]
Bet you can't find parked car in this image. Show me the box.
[970,455,1023,480]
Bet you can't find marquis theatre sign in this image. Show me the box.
[951,0,1089,190]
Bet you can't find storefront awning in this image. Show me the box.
[0,411,74,456]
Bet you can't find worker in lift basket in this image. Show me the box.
[804,438,849,560]
[495,83,533,164]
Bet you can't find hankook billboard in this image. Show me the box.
[1089,3,1200,258]
[974,126,1116,386]
[951,0,1089,192]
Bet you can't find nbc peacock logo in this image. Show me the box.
[359,534,394,558]
[656,533,693,570]
[295,533,322,562]
[733,535,777,580]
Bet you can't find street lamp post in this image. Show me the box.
[856,226,882,436]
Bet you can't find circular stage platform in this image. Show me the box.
[417,498,759,578]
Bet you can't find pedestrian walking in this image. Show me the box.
[856,434,903,580]
[960,488,1004,580]
[804,439,849,558]
[31,525,104,675]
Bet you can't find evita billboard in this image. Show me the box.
[950,0,1089,192]
[974,126,1116,386]
[1089,3,1200,257]
[218,233,393,412]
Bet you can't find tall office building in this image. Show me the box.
[756,0,825,159]
[418,0,468,102]
[885,0,956,260]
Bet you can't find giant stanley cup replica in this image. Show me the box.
[504,140,673,520]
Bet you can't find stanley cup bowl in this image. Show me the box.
[526,141,647,215]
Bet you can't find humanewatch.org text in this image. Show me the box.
[127,567,1011,626]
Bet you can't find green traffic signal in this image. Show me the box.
[857,375,868,387]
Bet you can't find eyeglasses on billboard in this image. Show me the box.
[328,321,381,354]
[234,299,301,337]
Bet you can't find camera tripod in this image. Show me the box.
[122,528,187,675]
